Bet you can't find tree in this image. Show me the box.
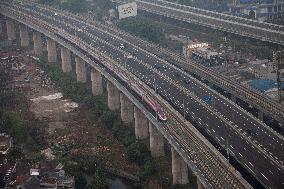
[61,0,89,13]
[126,140,151,165]
[119,17,165,43]
[140,160,158,179]
[86,171,108,189]
[248,10,256,19]
[27,120,47,150]
[100,110,117,128]
[75,174,87,189]
[112,122,135,146]
[0,111,28,143]
[0,62,11,89]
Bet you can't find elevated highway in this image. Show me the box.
[1,1,284,188]
[114,0,284,45]
[113,0,284,126]
[0,2,251,189]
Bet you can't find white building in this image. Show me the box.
[228,0,284,21]
[248,59,278,80]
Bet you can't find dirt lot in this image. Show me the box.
[7,50,139,175]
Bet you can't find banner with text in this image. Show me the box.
[118,2,137,19]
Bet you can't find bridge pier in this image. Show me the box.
[47,38,57,63]
[60,47,72,73]
[149,122,165,157]
[171,147,189,185]
[33,31,42,56]
[134,107,149,139]
[6,19,16,41]
[197,178,206,189]
[258,111,264,122]
[120,93,134,124]
[75,57,87,83]
[107,81,120,111]
[19,24,29,48]
[91,68,103,96]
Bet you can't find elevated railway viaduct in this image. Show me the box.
[113,0,284,130]
[1,1,284,188]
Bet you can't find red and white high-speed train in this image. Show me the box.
[56,29,167,121]
[116,69,167,121]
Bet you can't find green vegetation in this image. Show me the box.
[74,173,87,189]
[126,141,151,166]
[38,0,89,12]
[38,0,113,16]
[167,0,228,11]
[119,17,165,43]
[60,0,89,13]
[0,97,46,152]
[87,171,108,189]
[116,2,274,59]
[37,53,196,188]
[140,160,158,179]
[38,53,158,186]
[61,153,108,189]
[0,62,46,152]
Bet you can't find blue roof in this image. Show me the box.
[249,79,284,92]
[240,0,273,4]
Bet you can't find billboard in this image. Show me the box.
[118,2,137,19]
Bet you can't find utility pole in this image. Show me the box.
[154,75,158,120]
[273,50,284,102]
[226,138,230,162]
[223,36,230,72]
[124,54,127,68]
[182,99,186,118]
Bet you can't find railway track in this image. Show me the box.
[0,4,253,188]
[2,2,284,188]
[15,0,284,125]
[113,0,284,45]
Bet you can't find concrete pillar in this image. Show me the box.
[149,122,165,157]
[47,38,57,63]
[75,57,87,82]
[120,93,134,124]
[197,178,206,189]
[258,111,264,122]
[91,68,103,96]
[107,81,120,111]
[171,147,189,185]
[6,19,16,41]
[60,47,72,73]
[33,32,42,56]
[134,107,149,139]
[19,25,29,47]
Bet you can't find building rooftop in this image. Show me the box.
[13,161,74,189]
[0,133,12,155]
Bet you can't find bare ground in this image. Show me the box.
[9,51,139,175]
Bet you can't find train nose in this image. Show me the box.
[158,113,167,121]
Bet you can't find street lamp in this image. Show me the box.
[182,99,186,118]
[153,75,158,120]
[226,138,230,162]
[124,54,133,69]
